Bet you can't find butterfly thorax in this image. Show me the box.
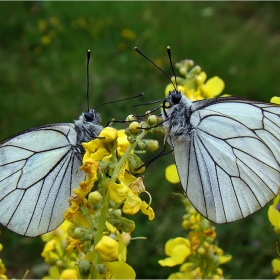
[74,108,103,157]
[162,92,193,143]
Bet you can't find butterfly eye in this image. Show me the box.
[171,93,182,104]
[84,111,94,122]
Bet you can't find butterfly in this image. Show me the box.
[0,50,105,237]
[162,92,280,223]
[0,109,103,237]
[135,46,280,223]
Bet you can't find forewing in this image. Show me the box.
[0,124,85,236]
[176,99,280,223]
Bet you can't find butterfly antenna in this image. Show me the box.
[93,93,144,109]
[86,49,91,113]
[134,47,176,90]
[167,46,178,92]
[132,99,162,107]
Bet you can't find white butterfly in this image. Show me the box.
[162,92,280,223]
[0,109,103,236]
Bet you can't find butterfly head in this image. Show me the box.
[83,108,101,125]
[163,89,182,109]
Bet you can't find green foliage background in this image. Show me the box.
[0,2,280,278]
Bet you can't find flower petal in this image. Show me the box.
[203,76,225,98]
[104,261,136,279]
[268,205,280,227]
[165,164,180,184]
[107,182,130,204]
[123,192,142,215]
[140,201,155,220]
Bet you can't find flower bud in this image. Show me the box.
[88,191,102,206]
[111,209,122,218]
[147,115,157,126]
[79,260,91,278]
[107,217,122,229]
[188,207,196,215]
[56,260,63,267]
[137,140,147,150]
[67,223,77,237]
[190,65,201,75]
[179,67,187,75]
[182,219,191,230]
[126,114,137,122]
[186,59,194,69]
[145,139,158,152]
[68,224,94,241]
[195,74,204,85]
[197,247,206,254]
[99,127,118,152]
[128,121,141,135]
[150,125,166,136]
[73,228,94,241]
[99,127,118,146]
[216,268,223,276]
[127,154,145,174]
[118,217,136,232]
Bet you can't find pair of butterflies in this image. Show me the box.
[1,49,280,237]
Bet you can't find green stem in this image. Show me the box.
[91,191,110,279]
[111,130,148,182]
[90,129,148,279]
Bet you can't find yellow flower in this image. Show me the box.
[41,35,51,45]
[41,240,58,263]
[50,17,59,26]
[164,60,225,102]
[268,194,280,228]
[95,236,119,262]
[121,184,155,220]
[60,268,79,279]
[158,237,191,267]
[121,28,136,40]
[218,254,232,264]
[271,96,280,104]
[0,259,6,278]
[117,129,130,156]
[272,258,280,275]
[165,164,180,184]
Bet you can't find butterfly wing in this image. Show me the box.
[0,124,85,236]
[174,98,280,223]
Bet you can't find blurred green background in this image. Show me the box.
[0,1,280,279]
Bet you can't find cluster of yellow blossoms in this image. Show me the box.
[41,116,165,278]
[158,195,232,279]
